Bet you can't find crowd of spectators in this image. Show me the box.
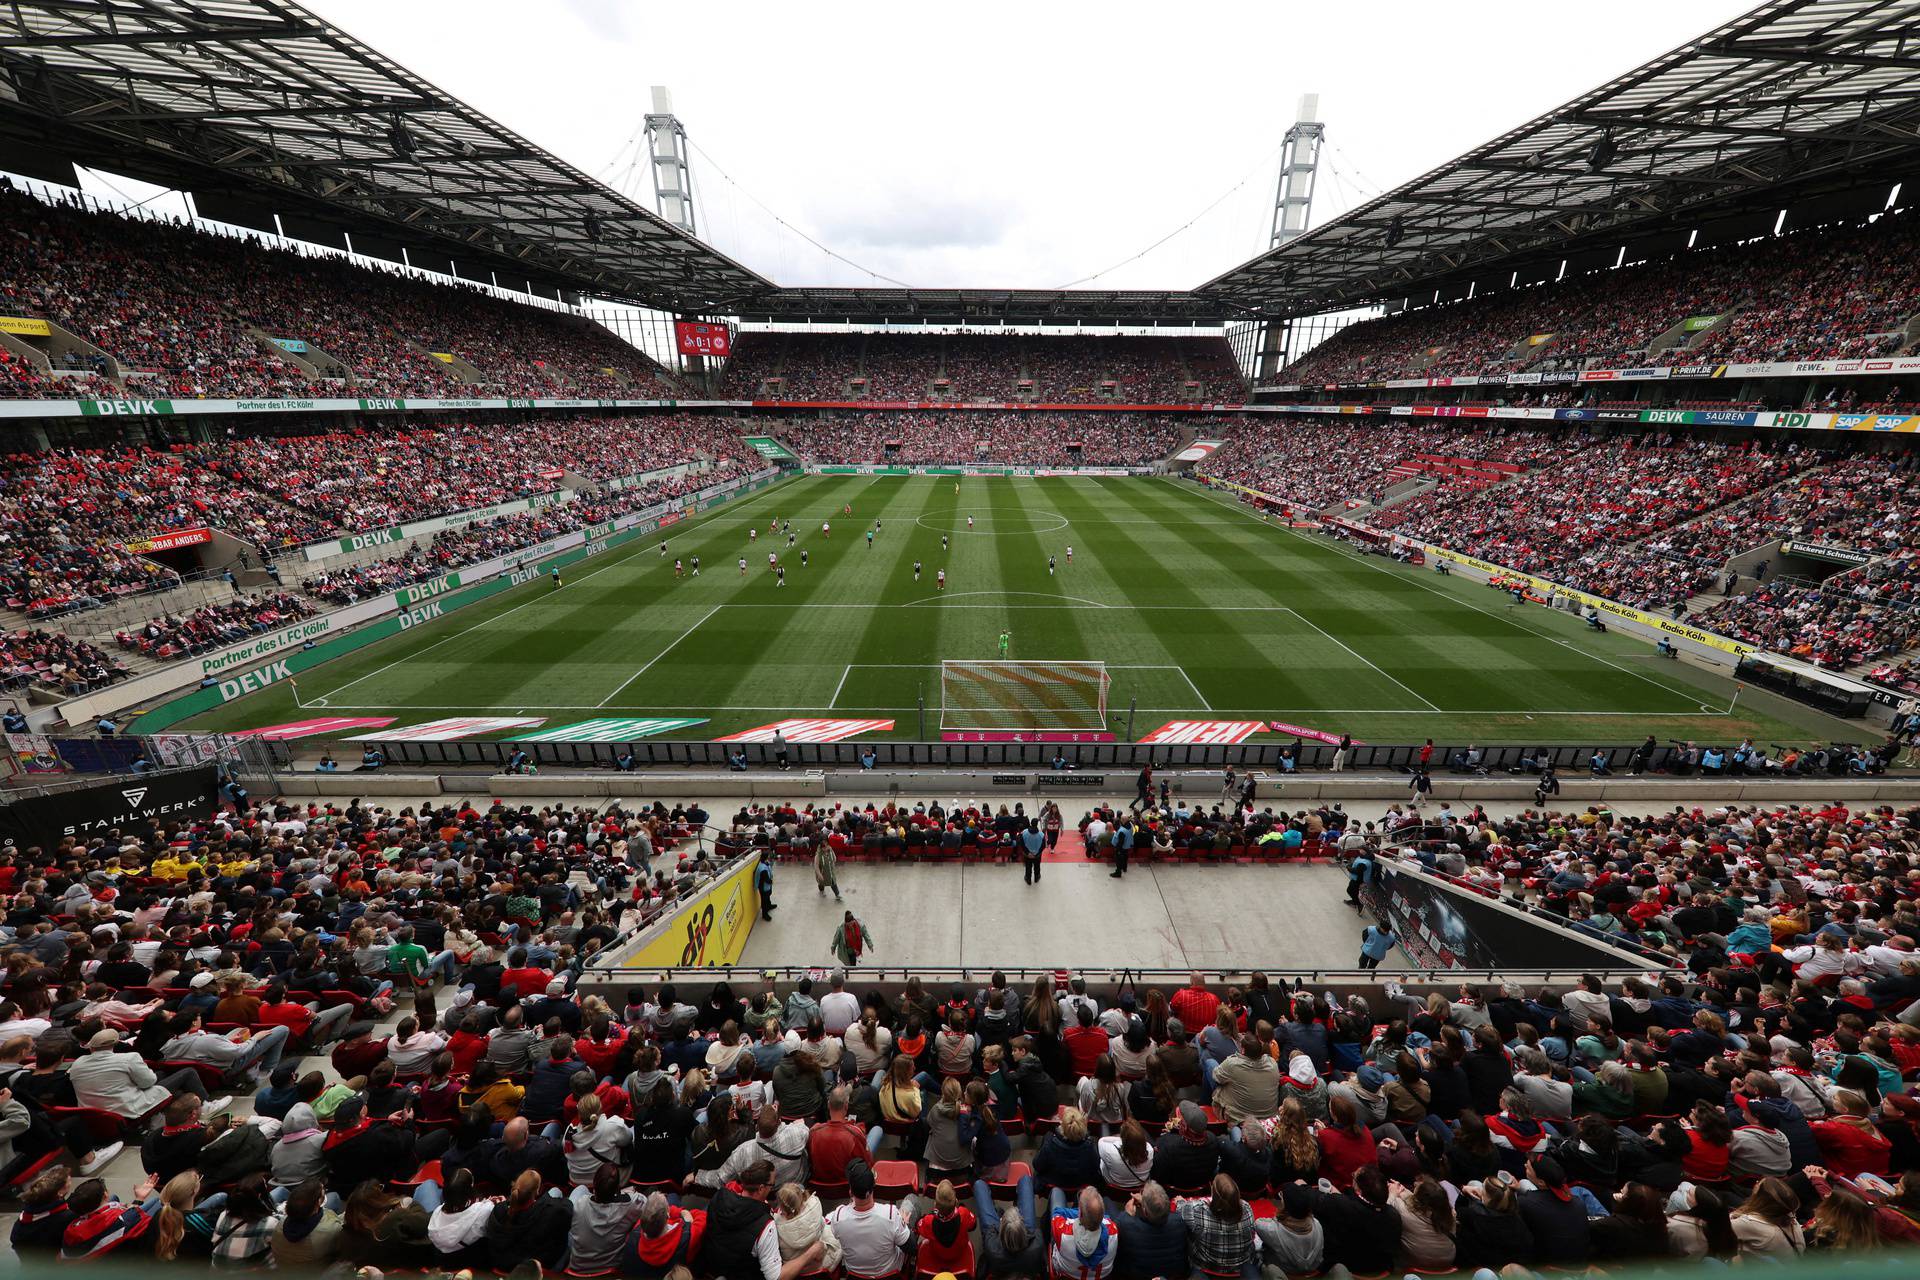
[1696,554,1920,669]
[0,189,678,401]
[783,413,1193,466]
[0,416,759,621]
[113,594,317,663]
[1200,419,1562,511]
[722,332,1244,403]
[299,469,724,606]
[4,789,1920,1274]
[0,627,129,695]
[1280,209,1920,385]
[1371,435,1805,609]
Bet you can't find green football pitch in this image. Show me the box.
[181,473,1847,745]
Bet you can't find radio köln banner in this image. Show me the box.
[0,764,220,850]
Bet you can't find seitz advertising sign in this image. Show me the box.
[0,765,220,849]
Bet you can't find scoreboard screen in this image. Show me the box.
[674,320,733,357]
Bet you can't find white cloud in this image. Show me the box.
[308,0,1759,291]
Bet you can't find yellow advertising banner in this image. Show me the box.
[0,316,51,336]
[428,352,455,363]
[619,856,759,968]
[1421,545,1754,657]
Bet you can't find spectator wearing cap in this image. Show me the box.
[330,1022,389,1079]
[1149,1101,1221,1192]
[68,1028,225,1119]
[1518,1154,1592,1265]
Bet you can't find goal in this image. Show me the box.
[939,659,1111,733]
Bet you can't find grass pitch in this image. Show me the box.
[182,474,1846,746]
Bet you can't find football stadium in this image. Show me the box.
[7,0,1920,1276]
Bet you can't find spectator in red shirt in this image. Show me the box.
[806,1085,878,1186]
[1063,1004,1111,1079]
[1170,973,1221,1035]
[1315,1092,1379,1190]
[1809,1091,1894,1178]
[500,948,554,1002]
[576,1016,627,1079]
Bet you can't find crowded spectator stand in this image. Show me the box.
[0,785,1918,1272]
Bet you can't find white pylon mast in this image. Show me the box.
[645,86,698,236]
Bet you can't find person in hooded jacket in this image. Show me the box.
[914,1178,976,1276]
[619,1190,707,1279]
[1453,1171,1533,1272]
[1306,1163,1401,1275]
[485,1168,572,1271]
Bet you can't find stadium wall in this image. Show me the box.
[1366,858,1664,972]
[595,853,761,970]
[64,468,791,730]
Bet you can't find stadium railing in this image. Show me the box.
[357,737,1649,772]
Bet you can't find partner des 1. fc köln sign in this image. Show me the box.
[0,765,220,850]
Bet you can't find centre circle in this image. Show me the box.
[914,506,1070,536]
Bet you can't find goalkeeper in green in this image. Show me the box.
[998,630,1011,657]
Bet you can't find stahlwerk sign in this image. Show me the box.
[0,765,219,848]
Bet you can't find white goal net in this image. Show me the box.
[939,659,1111,732]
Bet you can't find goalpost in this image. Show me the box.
[939,659,1111,733]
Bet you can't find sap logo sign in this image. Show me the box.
[349,529,400,551]
[397,601,445,630]
[219,660,292,702]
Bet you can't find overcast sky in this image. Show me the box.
[292,0,1756,292]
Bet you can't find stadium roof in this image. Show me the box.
[732,287,1234,327]
[1197,0,1920,320]
[0,0,773,312]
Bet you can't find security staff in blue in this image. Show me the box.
[1359,921,1396,970]
[754,851,777,921]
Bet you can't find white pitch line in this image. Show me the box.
[316,474,804,703]
[1175,665,1214,711]
[828,664,852,710]
[1173,478,1721,714]
[597,604,724,707]
[1281,607,1444,713]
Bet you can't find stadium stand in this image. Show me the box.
[1365,437,1807,609]
[1275,210,1920,385]
[0,416,758,620]
[1200,419,1562,511]
[780,412,1198,466]
[297,469,726,606]
[4,792,1920,1271]
[0,190,679,400]
[721,331,1244,403]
